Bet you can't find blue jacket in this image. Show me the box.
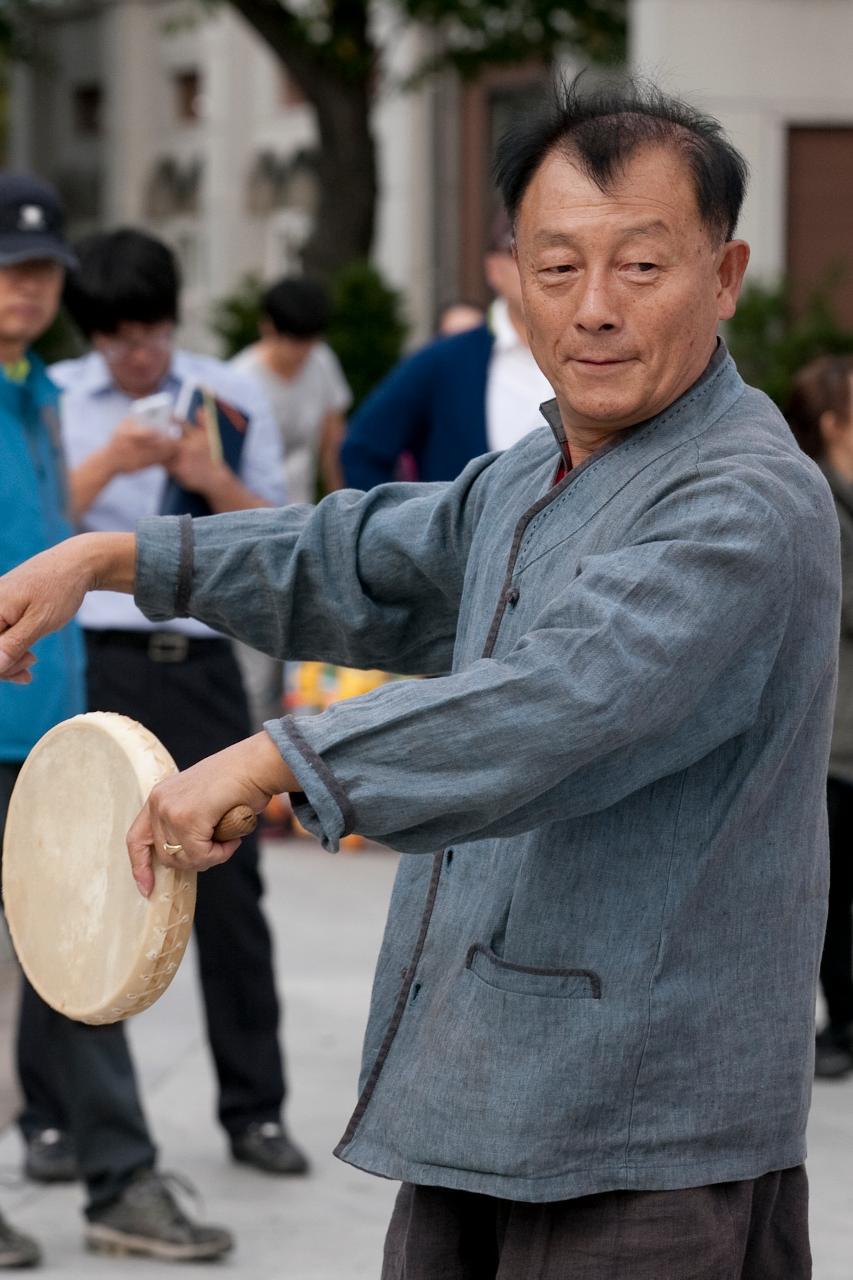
[341,325,493,487]
[137,345,839,1201]
[0,356,85,761]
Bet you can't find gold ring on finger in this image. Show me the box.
[163,841,184,855]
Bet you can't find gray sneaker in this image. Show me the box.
[0,1213,40,1268]
[85,1170,233,1263]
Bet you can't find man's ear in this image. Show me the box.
[716,240,750,322]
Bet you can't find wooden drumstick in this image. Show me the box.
[212,805,258,842]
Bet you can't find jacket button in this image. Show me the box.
[505,586,520,607]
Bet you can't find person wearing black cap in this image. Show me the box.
[0,172,232,1266]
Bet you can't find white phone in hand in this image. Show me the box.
[130,392,180,436]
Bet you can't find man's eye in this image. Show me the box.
[544,264,575,275]
[630,262,657,273]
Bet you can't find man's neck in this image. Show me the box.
[0,338,28,368]
[258,341,303,381]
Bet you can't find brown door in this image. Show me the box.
[787,126,853,327]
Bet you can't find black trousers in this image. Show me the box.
[14,633,286,1211]
[382,1167,811,1280]
[820,776,853,1027]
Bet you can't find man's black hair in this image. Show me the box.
[494,75,748,245]
[261,277,331,339]
[63,228,180,337]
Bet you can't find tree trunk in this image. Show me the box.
[226,0,377,279]
[302,73,376,278]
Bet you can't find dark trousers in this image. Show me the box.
[382,1167,811,1280]
[820,776,853,1027]
[14,633,286,1211]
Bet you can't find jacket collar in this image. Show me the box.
[538,339,739,469]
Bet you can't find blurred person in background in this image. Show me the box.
[341,212,552,488]
[787,353,853,1079]
[17,228,307,1262]
[435,299,485,337]
[0,170,80,1270]
[231,276,351,505]
[231,276,351,735]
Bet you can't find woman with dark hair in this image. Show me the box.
[788,354,853,1077]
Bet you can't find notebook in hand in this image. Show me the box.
[159,383,250,518]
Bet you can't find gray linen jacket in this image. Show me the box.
[136,345,840,1202]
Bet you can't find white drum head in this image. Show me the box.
[3,712,197,1024]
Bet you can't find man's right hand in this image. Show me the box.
[107,417,179,474]
[0,532,137,680]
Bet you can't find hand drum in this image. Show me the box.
[2,712,255,1025]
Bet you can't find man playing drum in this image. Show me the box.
[0,81,841,1278]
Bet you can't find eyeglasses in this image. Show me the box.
[100,327,174,359]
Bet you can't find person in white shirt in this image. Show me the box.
[231,277,351,505]
[231,278,352,731]
[27,229,307,1263]
[341,212,552,489]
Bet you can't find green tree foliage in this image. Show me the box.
[727,279,853,410]
[326,260,407,409]
[210,273,265,359]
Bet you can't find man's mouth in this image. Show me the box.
[571,357,632,368]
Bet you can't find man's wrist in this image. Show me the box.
[80,531,137,594]
[247,730,299,795]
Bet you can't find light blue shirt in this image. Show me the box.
[51,348,286,636]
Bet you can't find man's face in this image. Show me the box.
[94,321,174,398]
[0,260,64,348]
[514,144,749,439]
[259,321,317,375]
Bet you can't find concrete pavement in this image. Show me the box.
[0,836,851,1277]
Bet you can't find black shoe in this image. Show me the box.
[23,1128,78,1184]
[815,1023,853,1079]
[0,1212,40,1268]
[230,1121,309,1175]
[85,1170,233,1262]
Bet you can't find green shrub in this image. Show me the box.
[727,278,853,409]
[33,307,86,365]
[209,272,264,359]
[326,261,408,410]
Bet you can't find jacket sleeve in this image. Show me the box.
[261,475,837,852]
[340,346,435,490]
[134,452,496,675]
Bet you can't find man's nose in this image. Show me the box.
[573,272,620,333]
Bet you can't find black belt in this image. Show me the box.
[84,629,228,665]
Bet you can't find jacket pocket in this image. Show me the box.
[465,943,601,999]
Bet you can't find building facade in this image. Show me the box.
[632,0,853,324]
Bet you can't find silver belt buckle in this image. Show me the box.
[147,632,190,663]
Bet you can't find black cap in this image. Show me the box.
[0,172,77,270]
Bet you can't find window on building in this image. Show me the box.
[174,70,202,124]
[788,126,853,327]
[73,84,103,137]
